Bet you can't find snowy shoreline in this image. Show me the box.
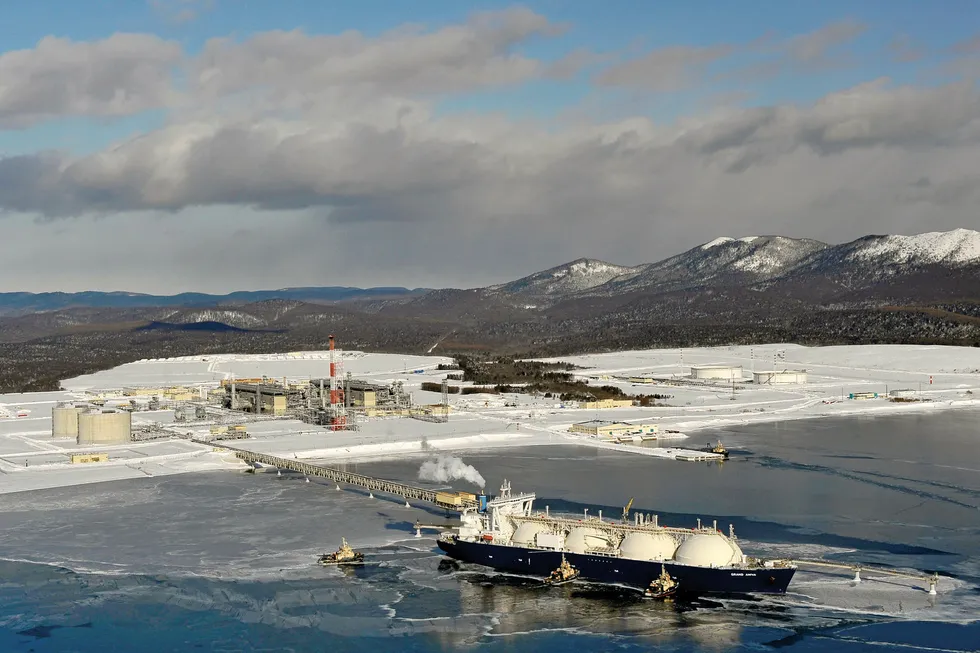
[1,343,979,494]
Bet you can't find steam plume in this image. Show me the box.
[418,455,486,489]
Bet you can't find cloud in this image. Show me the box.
[191,7,558,100]
[0,34,181,128]
[593,20,868,93]
[0,12,979,292]
[3,79,979,227]
[889,34,925,63]
[785,19,866,65]
[149,0,214,25]
[952,32,980,55]
[686,80,980,169]
[595,45,734,91]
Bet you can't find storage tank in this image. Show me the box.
[673,533,744,568]
[77,410,132,446]
[618,532,678,562]
[565,527,613,554]
[51,405,81,438]
[690,365,742,381]
[512,522,551,547]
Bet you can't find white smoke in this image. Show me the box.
[418,455,486,489]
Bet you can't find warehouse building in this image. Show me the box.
[753,370,807,385]
[569,420,659,438]
[690,365,743,381]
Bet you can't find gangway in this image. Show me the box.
[788,558,940,595]
[210,442,479,512]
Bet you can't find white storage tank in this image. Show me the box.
[690,365,743,381]
[77,410,132,446]
[565,527,612,554]
[512,522,551,547]
[753,370,807,385]
[51,405,82,438]
[617,532,678,561]
[673,533,744,568]
[536,532,565,550]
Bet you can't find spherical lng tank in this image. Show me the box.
[564,527,612,554]
[76,410,132,446]
[512,522,551,546]
[617,532,678,561]
[673,533,744,568]
[51,405,81,438]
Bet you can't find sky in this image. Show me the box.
[1,0,979,293]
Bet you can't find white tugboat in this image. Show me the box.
[318,538,365,566]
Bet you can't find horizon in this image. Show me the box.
[1,2,979,293]
[0,226,976,295]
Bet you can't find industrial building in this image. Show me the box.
[76,409,132,446]
[70,452,109,464]
[569,420,658,438]
[224,382,290,416]
[690,365,743,381]
[753,370,807,385]
[580,399,635,409]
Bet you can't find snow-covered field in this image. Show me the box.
[1,343,978,495]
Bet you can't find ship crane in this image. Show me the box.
[622,497,634,523]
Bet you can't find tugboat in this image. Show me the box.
[543,555,580,586]
[643,565,679,599]
[318,538,365,566]
[702,440,729,459]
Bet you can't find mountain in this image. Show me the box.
[765,229,980,302]
[595,235,829,297]
[0,286,429,317]
[2,228,980,393]
[488,259,643,299]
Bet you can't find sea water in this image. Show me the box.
[1,410,979,651]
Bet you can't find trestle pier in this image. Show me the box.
[217,444,479,512]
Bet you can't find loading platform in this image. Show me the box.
[214,443,479,512]
[788,558,940,594]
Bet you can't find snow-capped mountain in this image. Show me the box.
[489,258,643,298]
[847,229,980,267]
[384,228,980,323]
[592,235,829,296]
[765,228,980,301]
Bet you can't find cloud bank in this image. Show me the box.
[0,8,978,292]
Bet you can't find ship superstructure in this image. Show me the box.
[438,480,797,595]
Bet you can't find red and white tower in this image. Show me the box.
[328,335,347,430]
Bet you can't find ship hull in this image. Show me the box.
[438,537,794,596]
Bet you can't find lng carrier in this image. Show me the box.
[437,480,797,595]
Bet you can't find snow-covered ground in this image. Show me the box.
[1,343,978,495]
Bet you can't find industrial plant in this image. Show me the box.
[50,335,451,450]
